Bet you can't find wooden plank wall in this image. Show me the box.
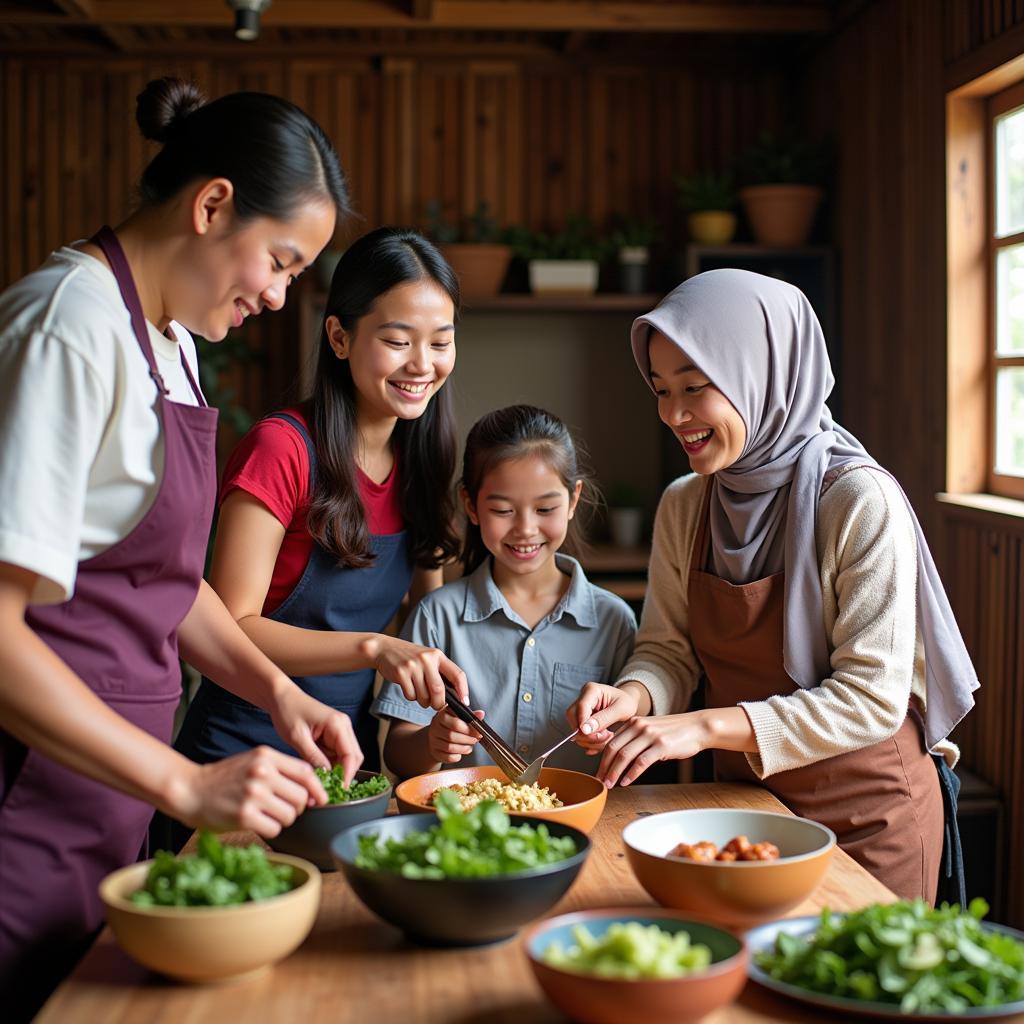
[804,0,1024,926]
[1,52,788,432]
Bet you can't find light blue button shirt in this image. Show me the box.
[371,554,636,775]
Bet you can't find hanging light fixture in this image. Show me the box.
[226,0,271,42]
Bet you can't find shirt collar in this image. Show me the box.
[461,553,597,628]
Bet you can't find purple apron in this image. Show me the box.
[0,226,217,1017]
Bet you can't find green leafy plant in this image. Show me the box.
[737,132,830,187]
[131,831,293,907]
[509,214,608,262]
[606,480,645,508]
[424,199,504,244]
[674,171,737,212]
[608,214,659,250]
[195,335,262,437]
[354,788,577,879]
[314,767,389,804]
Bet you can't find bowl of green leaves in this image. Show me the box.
[330,788,589,946]
[99,831,320,983]
[748,898,1024,1019]
[524,908,748,1024]
[266,768,392,870]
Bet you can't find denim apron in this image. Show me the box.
[175,413,413,773]
[0,225,217,1019]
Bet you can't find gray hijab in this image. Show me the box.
[631,268,977,749]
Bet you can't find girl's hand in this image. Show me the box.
[363,636,469,709]
[569,683,640,742]
[268,683,363,782]
[428,707,484,764]
[175,746,328,838]
[596,713,710,788]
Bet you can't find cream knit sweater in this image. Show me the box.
[618,467,956,777]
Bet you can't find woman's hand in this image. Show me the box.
[427,707,484,764]
[595,713,711,788]
[172,746,328,837]
[267,682,363,782]
[569,682,640,744]
[363,635,469,709]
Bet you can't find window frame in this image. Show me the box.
[987,79,1024,500]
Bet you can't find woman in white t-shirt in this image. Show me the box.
[0,77,362,1016]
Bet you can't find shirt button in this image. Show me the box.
[523,692,532,702]
[519,745,529,754]
[527,638,536,647]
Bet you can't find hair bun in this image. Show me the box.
[135,78,206,143]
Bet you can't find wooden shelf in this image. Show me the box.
[461,293,661,312]
[304,290,660,313]
[579,543,651,573]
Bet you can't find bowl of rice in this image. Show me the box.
[394,764,606,834]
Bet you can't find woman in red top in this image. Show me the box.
[172,227,468,790]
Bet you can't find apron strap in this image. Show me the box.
[91,225,169,397]
[268,412,317,493]
[692,476,715,570]
[177,343,208,408]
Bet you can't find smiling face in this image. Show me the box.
[326,280,456,426]
[648,330,746,475]
[464,453,582,585]
[174,192,336,342]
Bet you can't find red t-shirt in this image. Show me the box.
[220,408,404,614]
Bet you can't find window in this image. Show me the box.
[989,81,1024,499]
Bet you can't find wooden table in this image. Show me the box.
[40,783,896,1023]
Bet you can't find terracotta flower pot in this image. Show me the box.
[739,184,823,247]
[687,211,737,245]
[438,242,512,297]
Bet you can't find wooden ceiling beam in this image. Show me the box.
[39,1,832,34]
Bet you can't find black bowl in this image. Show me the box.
[266,770,392,871]
[330,813,590,946]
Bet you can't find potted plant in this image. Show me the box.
[514,215,606,296]
[736,133,829,247]
[674,171,738,245]
[608,215,659,294]
[605,481,646,548]
[424,199,513,297]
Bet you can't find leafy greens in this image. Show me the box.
[755,898,1024,1013]
[131,831,294,908]
[354,787,577,879]
[315,767,389,804]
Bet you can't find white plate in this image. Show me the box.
[747,914,1024,1021]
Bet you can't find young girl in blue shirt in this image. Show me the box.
[372,404,636,777]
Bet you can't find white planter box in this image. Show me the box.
[528,259,599,296]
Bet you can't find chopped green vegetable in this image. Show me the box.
[755,898,1024,1013]
[354,788,577,879]
[542,922,714,979]
[315,768,390,804]
[130,831,293,908]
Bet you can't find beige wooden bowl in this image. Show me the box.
[623,808,835,930]
[394,765,607,834]
[99,852,321,983]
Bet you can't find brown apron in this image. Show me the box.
[687,483,943,901]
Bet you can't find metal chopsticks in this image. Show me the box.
[442,683,528,782]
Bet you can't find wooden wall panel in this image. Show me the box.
[806,0,1024,926]
[1,53,789,285]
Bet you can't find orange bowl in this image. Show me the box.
[623,808,835,930]
[524,908,747,1024]
[394,765,607,834]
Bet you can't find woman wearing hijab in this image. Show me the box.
[571,268,977,902]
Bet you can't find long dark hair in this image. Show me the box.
[308,227,461,569]
[134,77,350,222]
[460,405,595,575]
